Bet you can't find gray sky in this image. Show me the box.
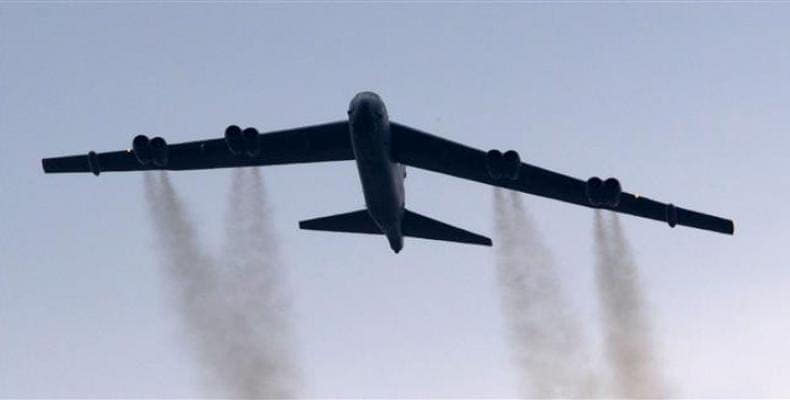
[1,3,789,397]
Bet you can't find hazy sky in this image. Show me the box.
[1,3,789,397]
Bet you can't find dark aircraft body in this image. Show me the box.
[348,92,407,252]
[42,91,734,253]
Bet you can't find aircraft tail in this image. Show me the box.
[402,209,492,246]
[299,209,492,247]
[299,209,381,235]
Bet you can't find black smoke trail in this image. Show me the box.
[143,171,231,395]
[493,188,595,397]
[220,167,298,397]
[144,170,298,398]
[593,210,664,397]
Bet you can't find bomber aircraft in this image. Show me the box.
[42,91,734,253]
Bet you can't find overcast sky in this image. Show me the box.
[1,3,789,397]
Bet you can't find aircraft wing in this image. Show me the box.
[42,121,353,175]
[390,122,734,235]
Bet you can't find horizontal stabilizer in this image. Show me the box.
[299,209,382,235]
[299,208,492,247]
[402,209,492,246]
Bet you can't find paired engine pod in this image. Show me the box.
[486,149,504,180]
[225,125,245,156]
[132,134,152,165]
[150,137,169,167]
[586,177,621,207]
[502,150,521,180]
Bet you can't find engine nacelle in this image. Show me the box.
[586,177,621,207]
[586,177,603,206]
[502,150,521,180]
[225,125,244,156]
[242,127,261,157]
[486,149,504,180]
[150,137,168,167]
[601,178,622,207]
[132,134,152,165]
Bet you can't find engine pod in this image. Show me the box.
[132,134,152,165]
[585,177,603,206]
[502,150,521,180]
[602,178,622,207]
[150,137,169,167]
[242,127,261,157]
[486,149,504,180]
[225,125,244,156]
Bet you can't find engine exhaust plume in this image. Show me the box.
[593,210,664,397]
[493,188,595,397]
[220,167,298,397]
[143,171,231,395]
[143,170,298,398]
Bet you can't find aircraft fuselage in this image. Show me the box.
[348,92,406,253]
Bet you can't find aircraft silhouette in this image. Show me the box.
[42,91,734,253]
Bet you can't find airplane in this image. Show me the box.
[42,91,734,253]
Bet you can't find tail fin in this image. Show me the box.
[299,208,492,247]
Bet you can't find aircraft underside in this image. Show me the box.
[41,91,734,253]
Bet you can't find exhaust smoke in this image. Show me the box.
[593,210,664,397]
[220,167,298,397]
[143,171,229,394]
[493,189,595,397]
[143,170,298,398]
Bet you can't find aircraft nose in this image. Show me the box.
[349,91,382,115]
